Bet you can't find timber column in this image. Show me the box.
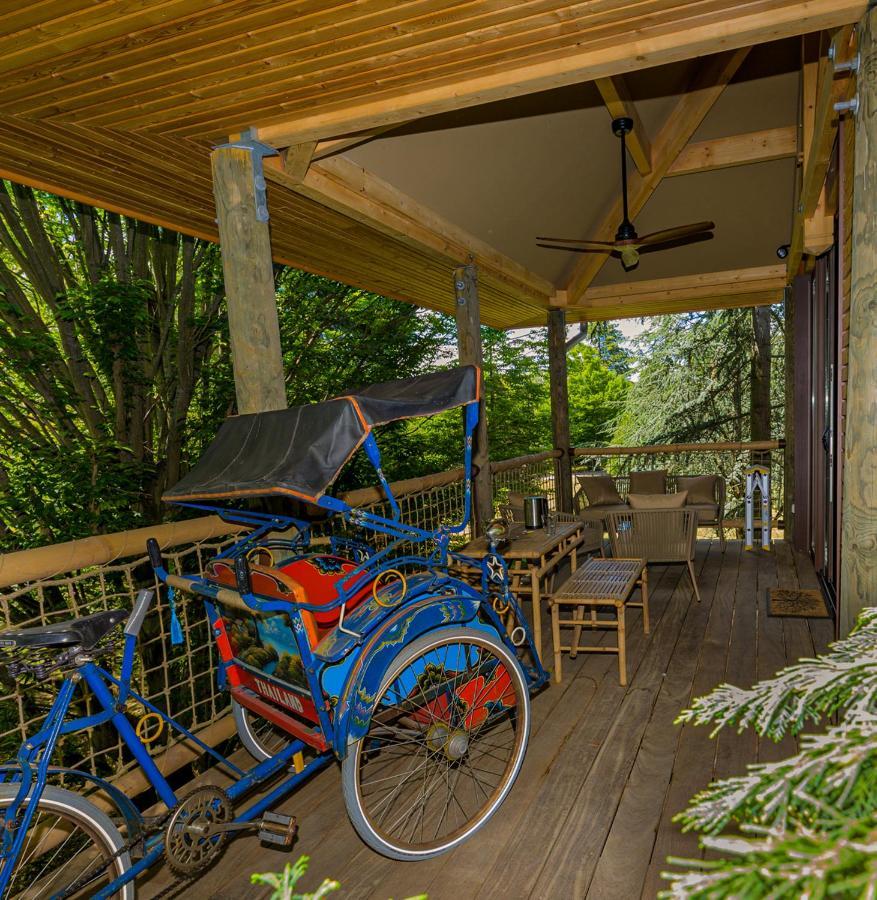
[840,7,877,636]
[454,263,493,534]
[548,309,573,513]
[211,139,287,414]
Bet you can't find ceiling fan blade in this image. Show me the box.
[637,221,715,246]
[536,236,618,248]
[536,242,609,253]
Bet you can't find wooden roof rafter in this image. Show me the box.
[595,75,652,175]
[554,265,786,324]
[787,24,856,276]
[562,48,751,305]
[253,1,863,149]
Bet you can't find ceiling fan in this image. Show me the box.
[537,117,715,270]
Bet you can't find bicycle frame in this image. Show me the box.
[0,614,332,899]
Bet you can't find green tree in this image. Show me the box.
[567,344,629,447]
[0,186,452,547]
[614,307,783,447]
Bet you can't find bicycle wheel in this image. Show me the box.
[232,698,297,761]
[342,626,530,860]
[0,784,134,899]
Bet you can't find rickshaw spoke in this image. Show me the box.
[349,631,529,856]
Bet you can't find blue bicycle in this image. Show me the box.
[0,367,546,897]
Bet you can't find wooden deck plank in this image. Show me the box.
[146,541,836,899]
[774,541,818,667]
[472,565,686,900]
[525,553,711,899]
[639,541,743,898]
[754,546,797,763]
[585,543,723,899]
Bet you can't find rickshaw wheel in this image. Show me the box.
[342,627,530,860]
[232,698,297,762]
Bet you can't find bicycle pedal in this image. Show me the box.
[258,811,297,847]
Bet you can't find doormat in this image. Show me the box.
[767,588,831,619]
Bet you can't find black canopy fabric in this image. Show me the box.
[164,366,479,503]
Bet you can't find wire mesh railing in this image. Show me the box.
[491,451,561,511]
[0,441,778,786]
[0,523,242,783]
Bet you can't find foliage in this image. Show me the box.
[251,855,427,900]
[662,608,877,899]
[614,306,783,447]
[567,344,629,447]
[251,856,340,900]
[0,186,453,547]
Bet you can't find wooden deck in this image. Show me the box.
[144,539,833,899]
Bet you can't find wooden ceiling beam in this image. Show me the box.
[787,26,855,277]
[667,125,797,176]
[595,76,652,175]
[311,124,405,162]
[558,265,786,322]
[264,154,554,305]
[280,141,316,184]
[254,1,863,147]
[563,48,750,304]
[800,25,856,220]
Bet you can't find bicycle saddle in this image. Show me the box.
[0,609,129,650]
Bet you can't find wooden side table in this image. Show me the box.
[549,557,648,686]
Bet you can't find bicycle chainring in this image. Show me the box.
[164,786,234,877]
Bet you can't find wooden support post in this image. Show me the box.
[454,263,493,534]
[211,145,287,414]
[548,309,573,513]
[840,7,877,637]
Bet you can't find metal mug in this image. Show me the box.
[523,495,549,530]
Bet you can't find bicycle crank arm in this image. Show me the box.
[182,811,297,847]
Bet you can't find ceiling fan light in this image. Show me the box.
[620,246,639,269]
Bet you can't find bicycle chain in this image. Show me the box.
[55,805,195,899]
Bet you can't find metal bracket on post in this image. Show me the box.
[835,97,860,115]
[214,128,279,222]
[830,46,860,116]
[454,261,477,308]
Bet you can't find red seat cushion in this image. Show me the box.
[278,555,371,626]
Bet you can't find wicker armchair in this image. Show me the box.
[605,509,701,603]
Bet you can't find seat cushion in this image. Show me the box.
[628,490,687,510]
[676,475,717,505]
[577,502,629,523]
[629,469,667,494]
[685,502,719,524]
[577,474,623,507]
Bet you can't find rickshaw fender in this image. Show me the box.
[332,594,481,757]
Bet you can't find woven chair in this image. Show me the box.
[605,509,701,603]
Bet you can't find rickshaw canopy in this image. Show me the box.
[163,366,479,504]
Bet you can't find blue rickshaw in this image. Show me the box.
[0,366,546,897]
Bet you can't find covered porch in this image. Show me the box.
[0,1,875,897]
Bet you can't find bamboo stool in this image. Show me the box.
[549,557,648,686]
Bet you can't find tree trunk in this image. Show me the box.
[453,263,492,534]
[548,309,573,513]
[750,305,772,441]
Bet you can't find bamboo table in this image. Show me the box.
[549,557,648,686]
[457,520,587,662]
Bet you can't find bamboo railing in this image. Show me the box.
[0,440,781,790]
